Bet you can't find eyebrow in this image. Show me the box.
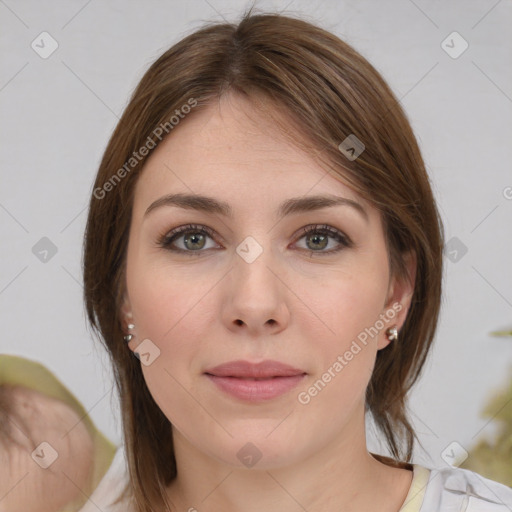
[144,192,368,222]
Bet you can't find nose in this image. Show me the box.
[221,246,290,336]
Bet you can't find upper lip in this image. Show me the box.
[204,360,306,378]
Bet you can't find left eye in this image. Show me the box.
[295,224,352,254]
[158,223,351,256]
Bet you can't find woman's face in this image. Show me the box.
[123,93,414,470]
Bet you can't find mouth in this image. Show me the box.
[204,360,307,402]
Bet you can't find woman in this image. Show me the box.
[80,9,512,512]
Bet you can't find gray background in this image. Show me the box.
[1,0,511,470]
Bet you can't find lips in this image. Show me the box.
[204,360,307,402]
[204,360,306,379]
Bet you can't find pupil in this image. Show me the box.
[308,233,327,250]
[185,233,205,250]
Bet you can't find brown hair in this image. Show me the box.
[83,7,444,511]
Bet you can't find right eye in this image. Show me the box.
[157,224,220,255]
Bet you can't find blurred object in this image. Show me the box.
[0,354,116,511]
[489,323,512,337]
[489,330,512,337]
[459,364,512,486]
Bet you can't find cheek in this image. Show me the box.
[140,361,196,438]
[127,256,214,342]
[127,263,211,420]
[294,279,385,421]
[294,261,389,406]
[302,265,389,349]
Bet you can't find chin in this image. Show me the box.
[204,428,309,470]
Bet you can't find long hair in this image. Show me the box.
[83,8,444,511]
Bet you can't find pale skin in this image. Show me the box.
[122,92,417,512]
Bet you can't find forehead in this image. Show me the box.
[133,93,372,216]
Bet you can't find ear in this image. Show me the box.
[377,250,416,350]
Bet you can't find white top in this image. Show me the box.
[78,447,512,512]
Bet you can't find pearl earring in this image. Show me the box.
[124,323,135,343]
[386,326,398,341]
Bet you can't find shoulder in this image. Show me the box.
[419,464,512,511]
[78,445,134,512]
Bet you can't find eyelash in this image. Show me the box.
[157,223,352,257]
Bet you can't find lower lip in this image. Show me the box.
[205,374,306,402]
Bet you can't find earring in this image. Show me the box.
[124,323,135,343]
[386,326,398,342]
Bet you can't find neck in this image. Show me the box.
[164,410,412,512]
